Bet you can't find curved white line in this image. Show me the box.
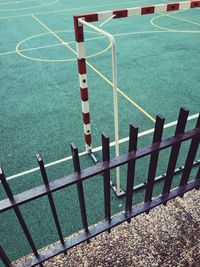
[0,0,59,12]
[1,28,200,58]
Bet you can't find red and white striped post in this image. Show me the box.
[74,1,200,154]
[74,14,98,153]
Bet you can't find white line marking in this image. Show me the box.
[0,0,36,6]
[0,43,63,56]
[1,29,200,58]
[111,113,200,147]
[0,0,59,12]
[6,113,199,181]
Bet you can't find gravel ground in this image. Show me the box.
[14,189,200,267]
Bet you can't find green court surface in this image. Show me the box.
[0,0,199,263]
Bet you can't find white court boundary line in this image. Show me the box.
[0,0,59,12]
[1,29,200,58]
[0,0,37,6]
[5,113,199,181]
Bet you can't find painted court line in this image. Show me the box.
[31,14,76,55]
[86,61,156,123]
[153,8,200,31]
[31,14,155,123]
[112,113,200,147]
[1,29,200,58]
[0,0,59,12]
[0,0,36,6]
[151,9,200,31]
[6,113,199,181]
[2,6,199,181]
[15,29,111,62]
[159,12,200,27]
[0,43,63,56]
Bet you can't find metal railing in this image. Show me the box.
[0,107,200,267]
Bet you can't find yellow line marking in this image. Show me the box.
[87,61,156,122]
[151,9,200,31]
[31,14,75,54]
[15,29,111,62]
[150,10,182,32]
[2,29,200,58]
[31,14,155,123]
[158,11,200,27]
[151,15,176,31]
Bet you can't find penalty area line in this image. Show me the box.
[5,113,199,182]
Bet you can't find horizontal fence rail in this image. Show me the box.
[0,107,200,267]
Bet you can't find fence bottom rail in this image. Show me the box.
[14,179,200,267]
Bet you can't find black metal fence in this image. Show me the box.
[0,107,200,267]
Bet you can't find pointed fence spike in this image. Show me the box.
[36,154,49,186]
[36,154,66,251]
[125,124,138,223]
[195,113,200,128]
[175,107,189,135]
[70,143,89,242]
[0,245,13,267]
[0,168,42,264]
[179,114,200,189]
[162,107,189,198]
[145,115,165,212]
[196,165,200,190]
[0,167,14,200]
[70,143,81,173]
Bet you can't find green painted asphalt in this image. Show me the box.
[0,0,199,263]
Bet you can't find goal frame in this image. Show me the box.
[73,0,200,196]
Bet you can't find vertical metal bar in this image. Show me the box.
[196,166,200,180]
[179,114,200,188]
[0,245,13,267]
[70,143,89,241]
[36,154,66,251]
[162,107,189,196]
[0,168,44,267]
[125,124,138,222]
[196,165,200,190]
[77,18,121,195]
[145,115,165,211]
[110,30,120,196]
[102,133,111,230]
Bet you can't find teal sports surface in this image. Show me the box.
[0,0,199,263]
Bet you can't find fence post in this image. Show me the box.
[0,246,13,267]
[125,124,138,223]
[179,114,200,190]
[102,133,111,232]
[0,168,44,267]
[162,107,189,198]
[196,165,200,190]
[70,143,89,242]
[36,154,66,253]
[145,115,165,213]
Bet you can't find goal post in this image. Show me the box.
[73,0,200,196]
